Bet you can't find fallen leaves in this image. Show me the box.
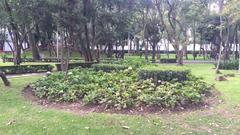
[6,120,16,126]
[122,126,130,129]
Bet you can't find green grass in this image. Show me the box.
[1,64,240,135]
[2,51,211,60]
[125,54,211,61]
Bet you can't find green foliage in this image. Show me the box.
[0,64,54,74]
[105,58,149,68]
[0,54,8,62]
[55,63,94,71]
[216,60,239,70]
[31,67,212,110]
[92,64,129,72]
[138,65,191,83]
[2,57,83,63]
[137,78,211,108]
[160,59,177,63]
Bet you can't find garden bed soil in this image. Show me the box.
[23,86,222,116]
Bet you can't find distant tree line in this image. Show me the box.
[0,0,239,66]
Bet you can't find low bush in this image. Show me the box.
[2,58,14,62]
[2,57,84,63]
[0,64,54,74]
[102,58,148,68]
[55,62,94,71]
[216,60,239,70]
[92,64,129,72]
[2,57,60,62]
[31,67,213,110]
[160,58,177,63]
[41,58,61,62]
[138,65,191,83]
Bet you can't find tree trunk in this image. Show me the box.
[83,0,93,62]
[129,39,133,56]
[0,72,10,86]
[166,40,170,59]
[136,38,140,55]
[177,49,183,65]
[107,42,113,58]
[28,32,40,60]
[61,33,65,71]
[223,20,231,60]
[184,46,188,60]
[14,43,22,65]
[152,44,156,63]
[216,0,224,74]
[145,40,149,61]
[193,22,196,60]
[64,45,70,78]
[157,45,161,60]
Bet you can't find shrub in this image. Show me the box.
[2,58,14,62]
[99,58,119,63]
[0,65,54,74]
[160,59,177,63]
[31,68,213,110]
[2,57,85,63]
[55,62,94,71]
[216,60,239,70]
[138,65,191,83]
[41,58,61,62]
[22,58,35,62]
[102,58,148,68]
[92,64,129,72]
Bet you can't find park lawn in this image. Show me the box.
[125,54,210,61]
[1,64,240,135]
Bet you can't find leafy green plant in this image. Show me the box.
[55,62,94,71]
[215,60,239,70]
[1,54,7,63]
[92,64,129,72]
[138,65,191,83]
[160,59,177,63]
[102,58,149,68]
[31,67,213,110]
[0,65,54,74]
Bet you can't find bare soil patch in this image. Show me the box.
[22,86,222,116]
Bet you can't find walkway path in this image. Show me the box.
[183,60,215,64]
[7,73,46,79]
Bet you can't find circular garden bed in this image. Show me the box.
[24,63,219,114]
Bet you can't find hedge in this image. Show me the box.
[92,64,129,72]
[0,65,54,74]
[216,60,239,70]
[55,62,94,71]
[138,66,191,83]
[2,57,84,63]
[160,58,177,63]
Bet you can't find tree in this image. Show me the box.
[224,0,240,71]
[182,0,208,60]
[216,0,224,74]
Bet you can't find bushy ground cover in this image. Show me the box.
[216,60,239,70]
[31,61,213,110]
